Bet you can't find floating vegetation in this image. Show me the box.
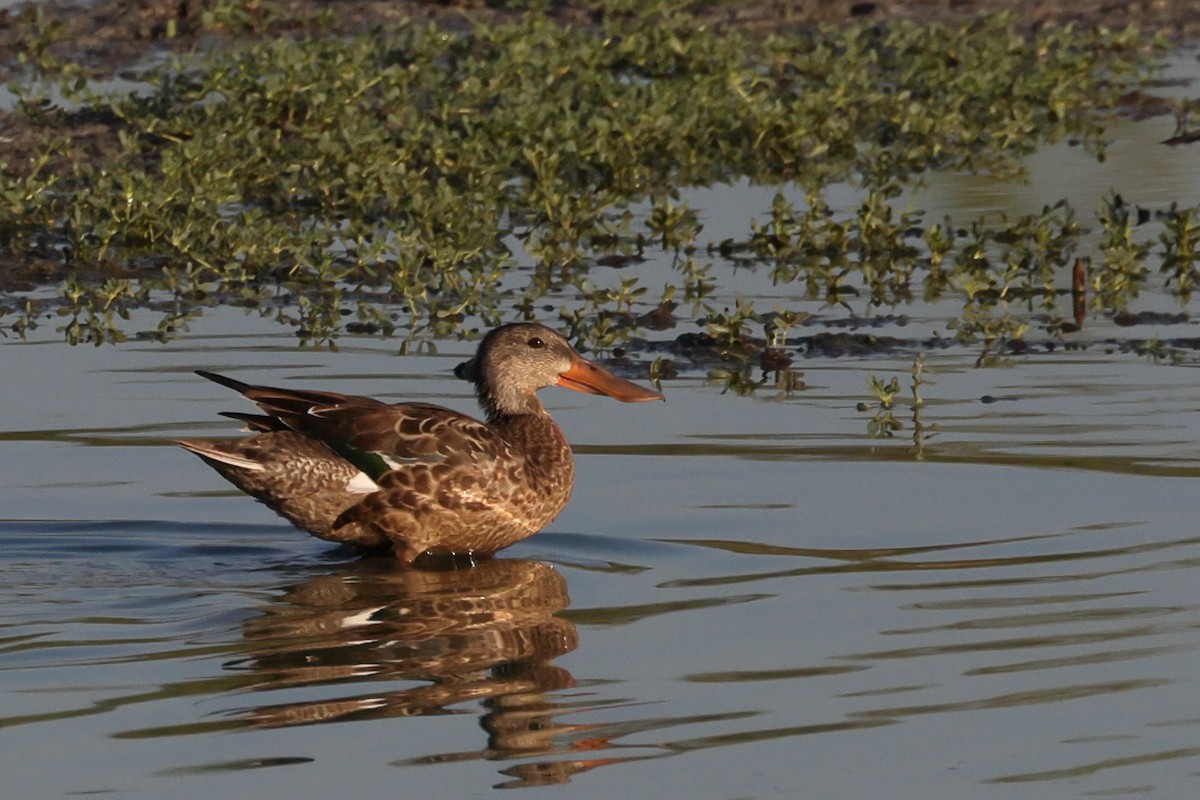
[0,0,1185,363]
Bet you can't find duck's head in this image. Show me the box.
[454,323,664,419]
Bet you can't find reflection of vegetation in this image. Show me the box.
[1133,335,1185,365]
[0,1,1175,352]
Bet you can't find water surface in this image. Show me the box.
[6,50,1200,800]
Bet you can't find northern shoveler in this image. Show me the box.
[177,323,663,562]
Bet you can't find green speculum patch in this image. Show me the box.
[0,3,1179,358]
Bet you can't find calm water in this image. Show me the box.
[6,51,1200,800]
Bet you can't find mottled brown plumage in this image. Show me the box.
[177,323,663,562]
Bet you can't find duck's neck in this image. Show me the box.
[490,406,575,500]
[477,376,543,423]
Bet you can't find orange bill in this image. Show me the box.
[556,355,664,402]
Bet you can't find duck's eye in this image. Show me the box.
[528,336,545,349]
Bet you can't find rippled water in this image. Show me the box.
[6,52,1200,800]
[6,316,1200,800]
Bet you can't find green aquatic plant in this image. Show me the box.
[861,352,930,442]
[994,200,1079,305]
[705,298,758,348]
[0,2,1164,353]
[1159,206,1200,300]
[765,308,807,348]
[677,259,716,303]
[863,374,903,438]
[196,0,285,35]
[909,352,931,453]
[647,194,702,255]
[1094,193,1151,312]
[950,303,1029,367]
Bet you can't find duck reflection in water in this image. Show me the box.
[236,556,636,786]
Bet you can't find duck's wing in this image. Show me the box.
[197,371,516,482]
[295,401,518,483]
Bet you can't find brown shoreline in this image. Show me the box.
[1,0,1198,87]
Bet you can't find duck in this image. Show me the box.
[177,323,664,562]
